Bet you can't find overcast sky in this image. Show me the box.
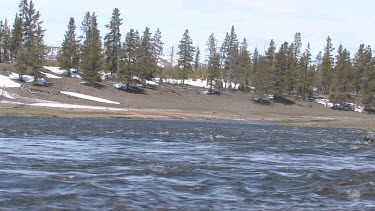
[0,0,374,58]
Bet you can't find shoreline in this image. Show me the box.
[1,103,374,131]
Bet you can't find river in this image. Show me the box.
[0,117,374,210]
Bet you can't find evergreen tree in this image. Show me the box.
[289,32,302,94]
[265,39,276,65]
[177,29,195,85]
[221,26,239,88]
[253,56,272,99]
[286,42,296,95]
[292,32,302,60]
[273,42,290,97]
[320,36,334,94]
[194,46,200,70]
[10,14,22,62]
[315,51,323,92]
[0,20,3,63]
[15,0,45,81]
[152,28,163,60]
[58,17,80,73]
[297,43,314,97]
[236,38,252,91]
[206,33,220,93]
[80,12,102,83]
[119,29,140,83]
[104,8,122,76]
[32,24,45,80]
[330,45,354,103]
[353,44,372,94]
[264,39,276,94]
[362,55,375,108]
[1,19,12,62]
[252,47,259,84]
[138,27,156,81]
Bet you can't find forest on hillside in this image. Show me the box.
[0,0,374,108]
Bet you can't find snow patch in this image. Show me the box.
[0,89,15,99]
[43,66,68,75]
[30,102,125,111]
[0,75,21,88]
[41,71,62,79]
[161,78,240,89]
[9,72,34,83]
[315,98,334,108]
[60,91,120,105]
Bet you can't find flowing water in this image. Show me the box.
[0,117,374,210]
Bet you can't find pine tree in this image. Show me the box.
[265,39,276,65]
[119,29,140,83]
[32,24,45,80]
[1,19,12,62]
[362,54,375,108]
[285,42,296,95]
[330,45,354,104]
[194,46,200,70]
[273,42,290,97]
[252,47,259,80]
[264,39,276,94]
[59,17,80,73]
[10,14,22,62]
[292,32,302,60]
[320,36,334,94]
[177,29,195,85]
[236,38,252,91]
[206,33,220,93]
[104,8,122,76]
[0,20,3,63]
[138,27,156,81]
[253,56,272,99]
[14,0,45,81]
[297,43,314,97]
[221,26,239,88]
[289,32,302,94]
[315,51,323,92]
[353,44,372,94]
[152,28,163,60]
[80,12,102,83]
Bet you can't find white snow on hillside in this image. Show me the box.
[43,66,68,75]
[44,66,82,78]
[9,72,34,83]
[30,102,125,111]
[0,75,21,88]
[41,71,62,79]
[161,78,240,89]
[0,89,15,99]
[315,98,365,113]
[60,91,120,105]
[315,98,334,108]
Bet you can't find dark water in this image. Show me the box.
[0,117,374,210]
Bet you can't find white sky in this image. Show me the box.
[0,0,374,58]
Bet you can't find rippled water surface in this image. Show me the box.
[0,117,374,210]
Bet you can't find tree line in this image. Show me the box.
[0,1,374,108]
[0,0,45,82]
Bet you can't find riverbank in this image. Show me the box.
[1,102,374,131]
[1,65,374,131]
